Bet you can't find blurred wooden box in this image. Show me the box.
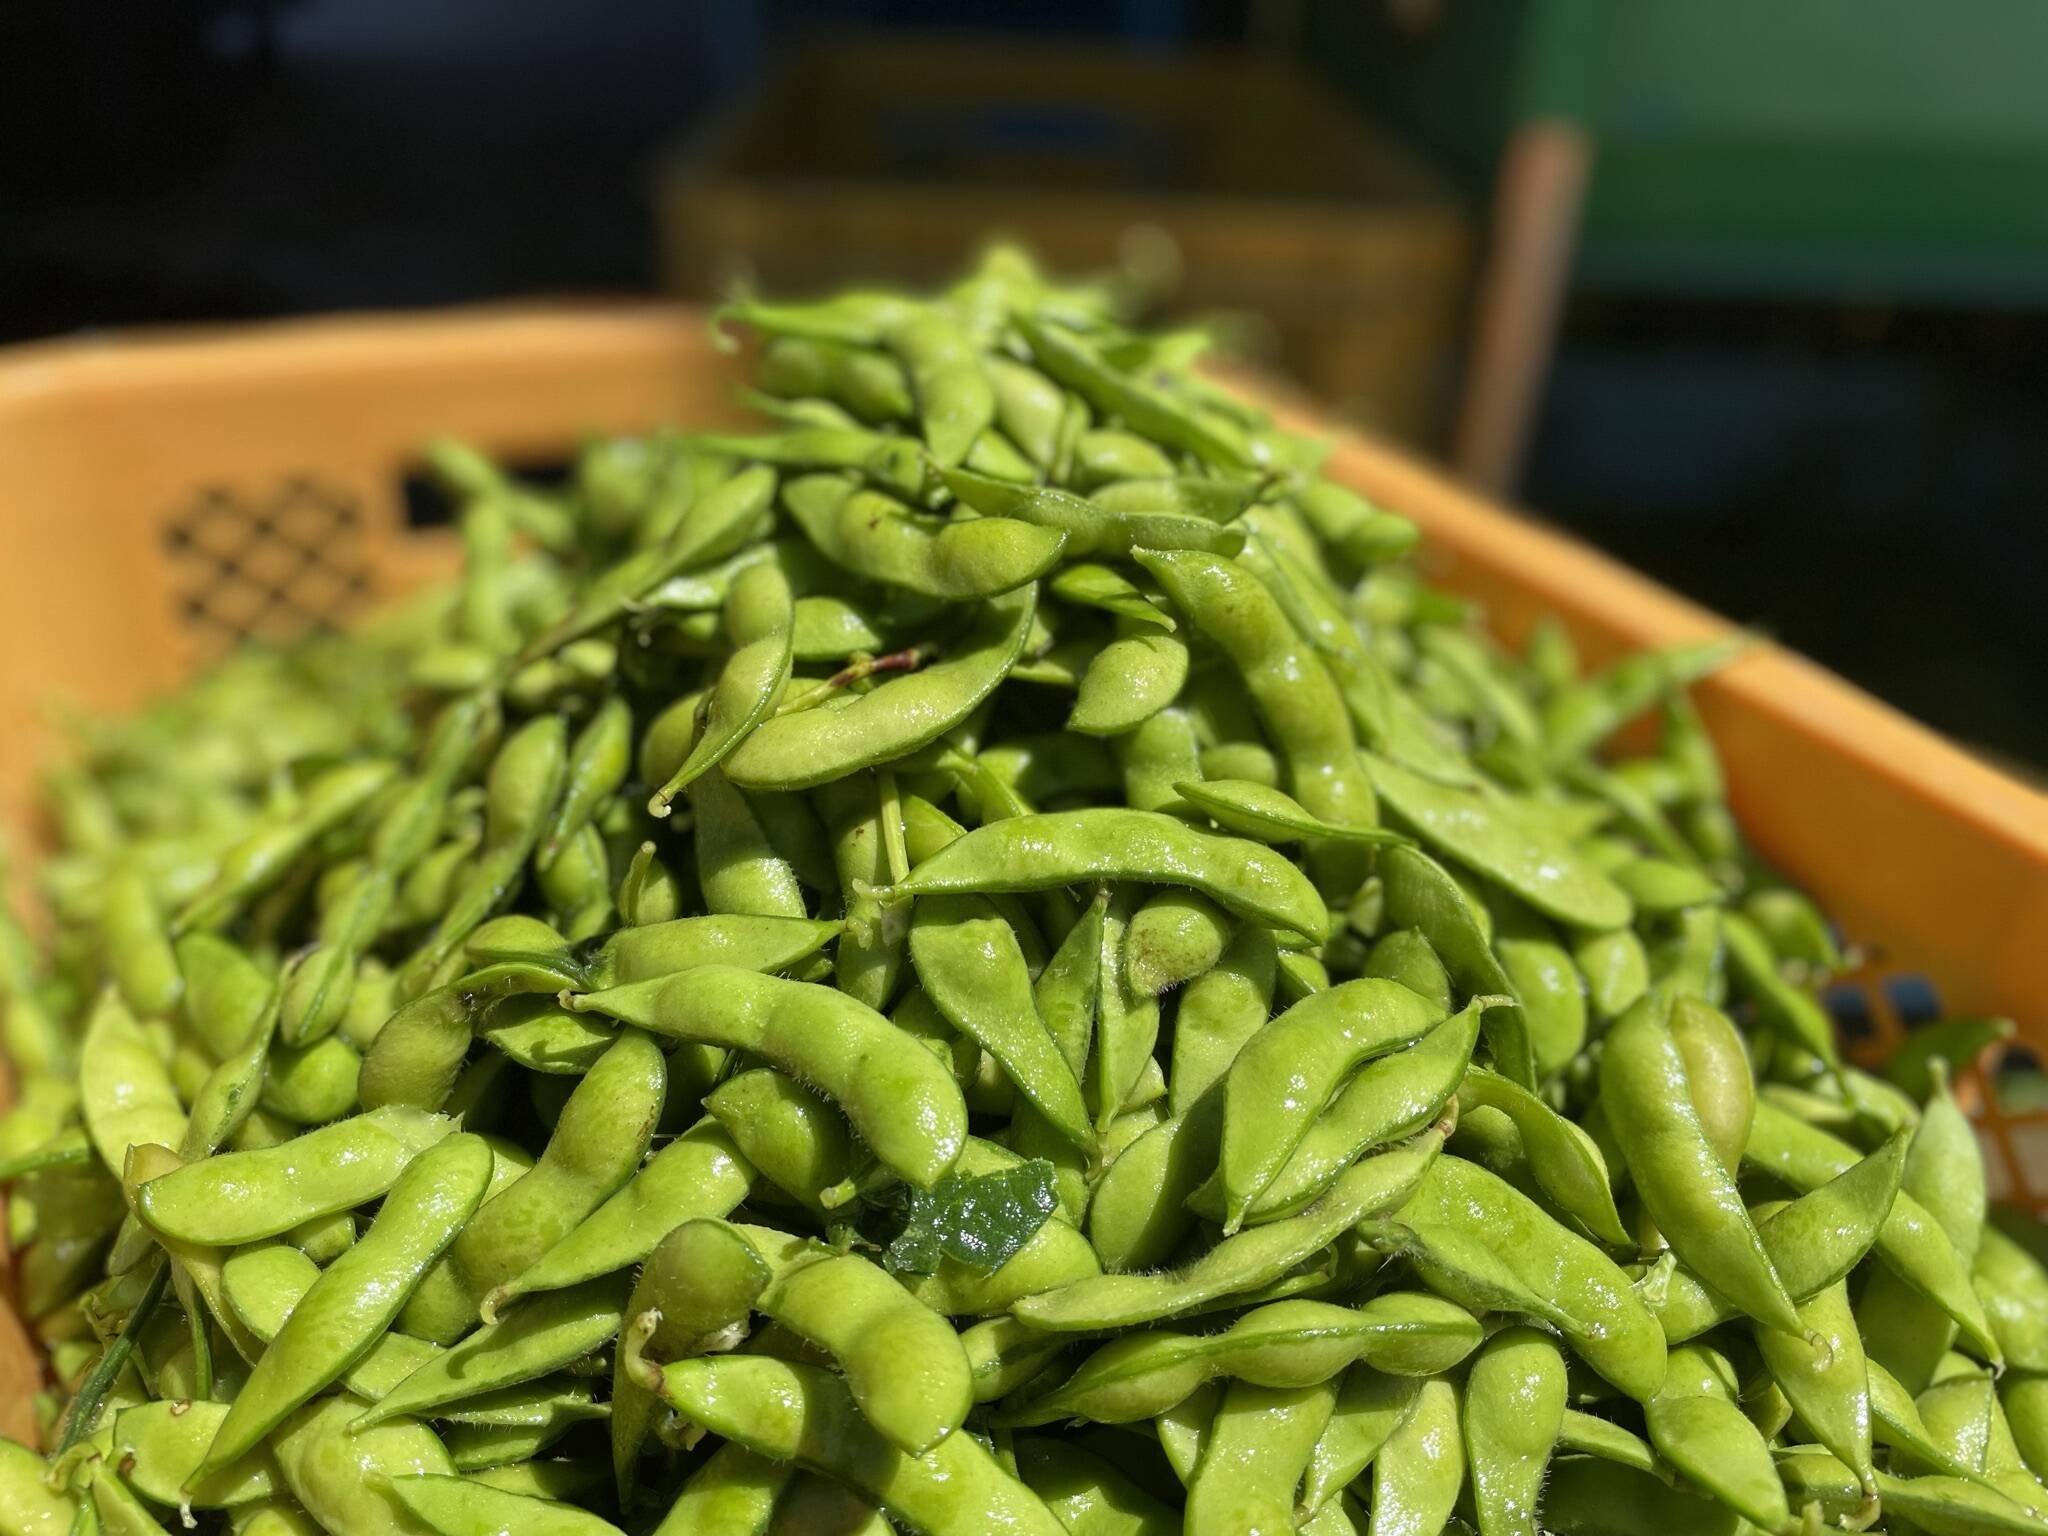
[656,36,1472,444]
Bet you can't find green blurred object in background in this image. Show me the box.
[1314,0,2048,301]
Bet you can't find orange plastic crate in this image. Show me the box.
[2,305,2045,1444]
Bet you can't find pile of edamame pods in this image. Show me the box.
[4,247,2047,1536]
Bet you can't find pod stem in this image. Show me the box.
[55,1253,170,1456]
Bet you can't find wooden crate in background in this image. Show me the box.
[656,36,1472,446]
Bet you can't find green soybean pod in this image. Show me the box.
[961,1316,1069,1407]
[887,807,1330,943]
[588,913,841,988]
[761,1476,895,1536]
[221,1242,586,1420]
[1665,996,1754,1182]
[1225,997,1484,1223]
[0,1438,77,1536]
[1365,751,1631,930]
[1539,636,1746,765]
[568,967,966,1190]
[1185,1378,1339,1536]
[1744,1098,2000,1365]
[1552,1410,1661,1475]
[635,1355,1066,1536]
[1298,1368,1420,1518]
[1017,316,1252,472]
[812,772,905,1011]
[1602,994,1802,1335]
[2004,1374,2048,1484]
[176,931,272,1059]
[1862,1060,1986,1393]
[1913,1060,1991,1260]
[1013,1130,1443,1332]
[110,1399,281,1508]
[1462,1326,1566,1536]
[100,866,183,1019]
[1368,1153,1664,1403]
[92,1464,174,1536]
[1650,1129,1905,1342]
[80,990,187,1180]
[986,354,1066,466]
[1362,928,1451,1013]
[648,570,795,817]
[1170,778,1408,852]
[522,464,777,660]
[1011,1438,1177,1536]
[759,1252,973,1454]
[1216,977,1443,1230]
[1169,924,1277,1115]
[1975,1224,2048,1373]
[610,1222,779,1506]
[1089,885,1162,1126]
[1379,844,1535,1088]
[1489,899,1587,1081]
[690,768,808,921]
[495,1119,753,1313]
[1050,561,1174,631]
[137,1106,452,1245]
[1870,1358,1999,1488]
[270,1395,454,1536]
[1002,1294,1480,1428]
[1455,1066,1627,1247]
[397,724,569,998]
[703,1070,860,1214]
[1757,1276,1873,1494]
[1115,708,1204,817]
[537,696,632,867]
[363,1274,630,1429]
[1071,429,1175,487]
[1541,1456,1742,1536]
[647,1444,789,1536]
[261,1031,362,1127]
[910,894,1091,1150]
[399,1031,663,1343]
[778,474,1062,600]
[174,760,397,936]
[199,1133,494,1471]
[1138,549,1376,891]
[724,583,1038,791]
[1087,1090,1224,1274]
[1720,907,1840,1069]
[1120,889,1233,999]
[387,1477,621,1536]
[1784,1458,2047,1536]
[757,334,914,422]
[357,987,471,1112]
[1914,1369,2045,1514]
[1068,629,1191,739]
[1574,926,1651,1023]
[1641,1344,1788,1533]
[886,307,993,465]
[1364,1375,1464,1536]
[478,993,616,1077]
[944,468,1243,560]
[1297,478,1418,567]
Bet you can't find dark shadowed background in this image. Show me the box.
[4,0,2042,763]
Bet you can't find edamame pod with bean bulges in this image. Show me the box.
[3,245,2029,1536]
